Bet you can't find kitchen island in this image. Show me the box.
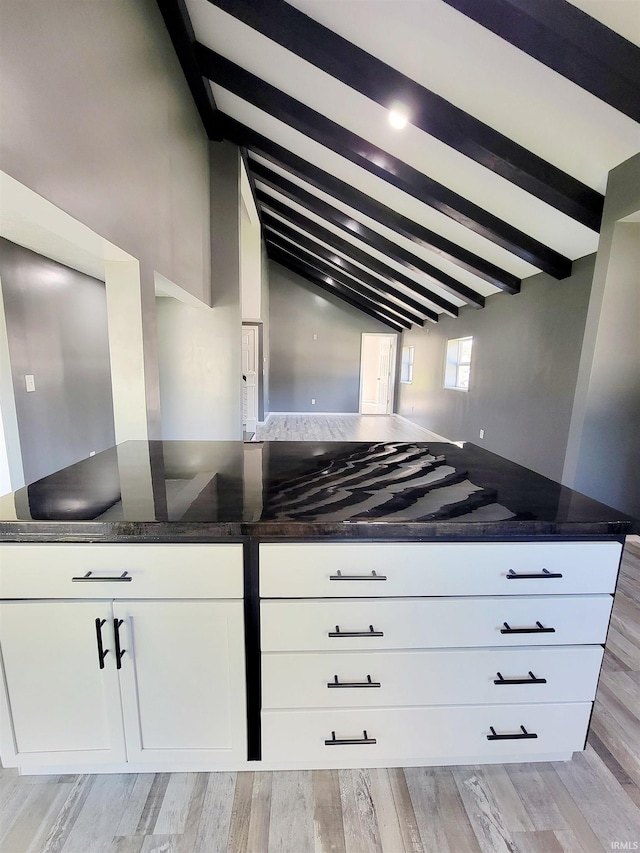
[0,440,635,774]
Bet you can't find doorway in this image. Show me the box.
[359,333,397,415]
[242,325,259,436]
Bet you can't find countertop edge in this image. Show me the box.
[0,519,634,543]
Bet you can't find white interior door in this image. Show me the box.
[359,334,397,414]
[241,325,259,434]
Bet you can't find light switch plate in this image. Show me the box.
[25,374,35,393]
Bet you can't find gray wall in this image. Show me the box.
[0,0,215,451]
[0,238,115,484]
[398,255,595,481]
[269,262,397,413]
[564,153,640,518]
[0,0,211,305]
[157,143,243,440]
[0,1,250,458]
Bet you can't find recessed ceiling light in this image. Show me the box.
[388,107,409,130]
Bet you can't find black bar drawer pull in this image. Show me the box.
[113,619,126,670]
[328,674,381,688]
[94,618,109,669]
[330,570,387,581]
[72,571,132,582]
[329,625,384,638]
[507,568,563,580]
[501,621,555,634]
[325,730,376,746]
[494,671,547,685]
[487,725,538,741]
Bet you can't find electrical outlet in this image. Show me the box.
[25,374,35,393]
[479,429,485,439]
[311,398,316,405]
[89,451,96,457]
[312,333,318,340]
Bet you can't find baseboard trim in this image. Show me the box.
[394,414,452,443]
[266,411,361,416]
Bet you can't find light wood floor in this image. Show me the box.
[254,414,450,444]
[1,537,638,852]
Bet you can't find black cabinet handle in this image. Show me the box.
[501,621,555,634]
[507,568,563,579]
[329,570,387,581]
[72,571,132,582]
[328,675,381,688]
[94,618,109,669]
[325,730,376,745]
[329,625,384,638]
[487,725,538,741]
[113,619,126,669]
[494,671,547,685]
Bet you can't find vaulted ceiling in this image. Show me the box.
[157,0,640,331]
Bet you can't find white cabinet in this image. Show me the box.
[0,544,246,773]
[115,599,246,767]
[261,646,605,709]
[261,595,614,650]
[261,703,594,766]
[0,600,126,768]
[259,540,621,770]
[260,541,621,597]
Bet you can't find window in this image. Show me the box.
[444,336,473,391]
[400,345,414,383]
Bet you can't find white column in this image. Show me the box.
[104,258,150,443]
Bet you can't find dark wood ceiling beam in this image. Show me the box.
[263,217,439,322]
[268,251,410,329]
[221,116,519,292]
[195,45,573,278]
[252,162,485,307]
[268,245,405,333]
[154,0,222,139]
[441,0,640,124]
[266,232,426,326]
[206,0,604,229]
[259,201,461,316]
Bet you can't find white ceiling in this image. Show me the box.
[182,0,640,321]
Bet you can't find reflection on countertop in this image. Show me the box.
[0,440,635,538]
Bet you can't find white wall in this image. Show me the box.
[240,163,263,322]
[156,298,242,440]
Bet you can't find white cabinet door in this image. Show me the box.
[0,601,126,769]
[114,600,246,767]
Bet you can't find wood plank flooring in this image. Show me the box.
[1,537,638,852]
[254,414,450,444]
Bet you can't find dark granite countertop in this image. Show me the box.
[0,440,635,542]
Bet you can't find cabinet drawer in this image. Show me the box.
[261,645,604,709]
[261,702,592,764]
[261,595,613,651]
[260,541,621,597]
[0,544,243,599]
